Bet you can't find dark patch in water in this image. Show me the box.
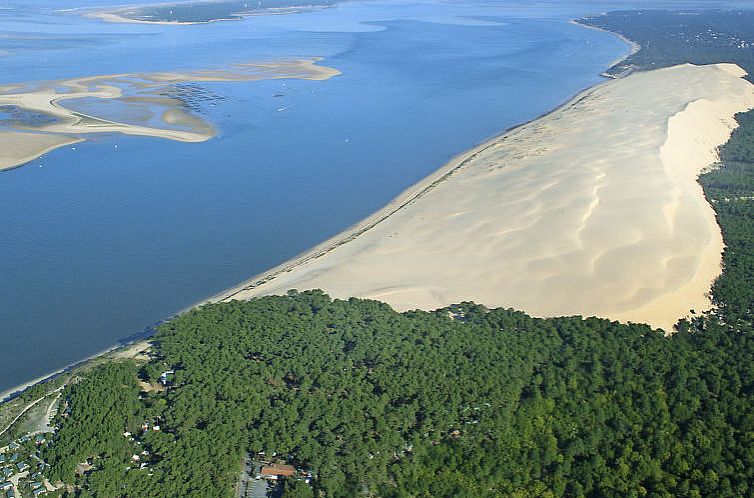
[162,83,227,115]
[0,105,59,127]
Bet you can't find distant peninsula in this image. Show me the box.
[86,0,336,25]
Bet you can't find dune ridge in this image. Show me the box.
[218,63,754,331]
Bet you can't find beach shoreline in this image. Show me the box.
[204,19,638,305]
[206,63,753,332]
[0,339,151,403]
[6,24,748,404]
[205,82,613,306]
[572,19,640,78]
[0,20,634,403]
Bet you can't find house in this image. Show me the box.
[33,489,47,497]
[2,468,12,478]
[34,435,46,445]
[158,370,175,385]
[6,489,15,498]
[16,462,28,473]
[29,482,43,490]
[8,455,17,464]
[258,463,296,480]
[7,443,18,451]
[0,455,4,464]
[0,483,11,491]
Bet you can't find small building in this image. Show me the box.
[7,443,18,451]
[16,462,28,473]
[8,455,18,464]
[32,489,47,497]
[29,482,43,490]
[34,435,46,445]
[0,483,11,491]
[158,370,175,385]
[6,489,15,498]
[2,468,12,478]
[258,463,296,480]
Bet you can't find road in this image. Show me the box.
[0,386,64,438]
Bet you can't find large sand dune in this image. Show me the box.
[222,63,754,331]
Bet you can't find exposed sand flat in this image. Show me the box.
[0,59,339,171]
[222,63,754,331]
[0,132,84,171]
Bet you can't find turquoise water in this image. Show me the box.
[0,0,746,394]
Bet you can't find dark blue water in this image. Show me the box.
[0,0,748,394]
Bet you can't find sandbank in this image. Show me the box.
[0,133,84,172]
[0,59,339,172]
[217,63,754,332]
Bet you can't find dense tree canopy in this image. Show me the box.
[43,290,754,498]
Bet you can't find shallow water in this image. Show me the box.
[0,0,748,393]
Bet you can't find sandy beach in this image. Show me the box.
[0,59,339,172]
[0,340,151,403]
[218,63,754,331]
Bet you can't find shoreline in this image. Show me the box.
[6,21,734,404]
[215,63,752,331]
[205,18,638,305]
[1,19,632,404]
[205,82,611,306]
[0,81,608,403]
[571,19,641,78]
[0,339,152,403]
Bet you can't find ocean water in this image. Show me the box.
[0,0,747,394]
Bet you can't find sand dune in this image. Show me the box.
[0,59,339,172]
[221,63,754,331]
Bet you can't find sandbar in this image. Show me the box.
[218,63,754,331]
[0,59,339,172]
